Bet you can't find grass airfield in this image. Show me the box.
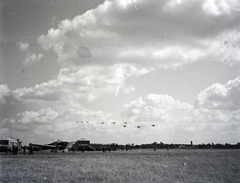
[0,149,239,183]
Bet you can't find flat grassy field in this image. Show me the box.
[0,149,239,183]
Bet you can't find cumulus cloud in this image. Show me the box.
[0,85,12,105]
[0,100,114,144]
[16,41,45,66]
[202,0,232,16]
[24,53,44,65]
[196,76,240,111]
[17,41,29,51]
[122,94,193,123]
[192,76,240,142]
[0,63,152,143]
[121,76,240,143]
[121,94,198,142]
[12,64,151,102]
[211,30,240,66]
[37,0,240,67]
[2,76,240,144]
[3,0,240,144]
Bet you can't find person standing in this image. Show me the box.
[6,146,9,154]
[12,145,15,155]
[29,144,33,155]
[23,145,26,155]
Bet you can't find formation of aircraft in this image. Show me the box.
[76,120,157,129]
[27,120,157,153]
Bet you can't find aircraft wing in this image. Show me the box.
[30,143,56,150]
[30,141,68,152]
[48,141,68,150]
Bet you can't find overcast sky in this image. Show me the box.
[1,0,240,145]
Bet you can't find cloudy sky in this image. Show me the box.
[1,0,240,145]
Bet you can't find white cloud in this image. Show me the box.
[122,94,194,123]
[202,0,234,16]
[12,64,151,102]
[0,101,114,144]
[121,76,240,143]
[37,0,240,67]
[3,0,240,144]
[211,31,240,66]
[194,76,240,141]
[0,63,152,143]
[24,53,44,65]
[2,76,240,144]
[196,76,240,111]
[0,85,11,105]
[17,41,29,51]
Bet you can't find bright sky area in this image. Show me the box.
[1,0,240,145]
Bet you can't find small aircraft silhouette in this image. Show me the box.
[30,140,68,152]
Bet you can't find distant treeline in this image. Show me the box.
[90,142,240,150]
[135,142,240,149]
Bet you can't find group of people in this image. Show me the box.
[102,147,111,153]
[4,144,34,155]
[12,145,18,154]
[28,144,34,155]
[5,145,19,154]
[72,146,85,153]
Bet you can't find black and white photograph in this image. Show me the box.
[0,0,240,182]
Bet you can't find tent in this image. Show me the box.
[0,137,22,151]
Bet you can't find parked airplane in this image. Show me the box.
[30,140,68,152]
